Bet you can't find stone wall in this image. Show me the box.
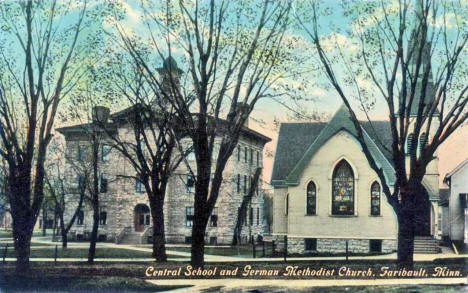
[62,124,268,245]
[278,236,397,255]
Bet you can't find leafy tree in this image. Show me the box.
[0,0,101,272]
[110,0,294,267]
[297,0,468,266]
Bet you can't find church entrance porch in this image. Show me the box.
[134,204,150,232]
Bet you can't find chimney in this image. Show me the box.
[92,106,110,125]
[236,102,250,128]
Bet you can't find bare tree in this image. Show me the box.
[44,141,87,248]
[297,0,468,266]
[95,54,186,262]
[111,0,293,267]
[0,0,96,272]
[232,167,262,245]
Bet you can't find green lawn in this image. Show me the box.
[3,247,160,258]
[0,276,189,292]
[170,245,254,257]
[0,229,53,238]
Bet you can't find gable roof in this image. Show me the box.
[271,106,395,187]
[445,158,468,182]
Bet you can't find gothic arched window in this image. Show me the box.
[306,181,316,215]
[332,160,354,215]
[370,181,381,216]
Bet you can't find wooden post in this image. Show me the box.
[345,240,349,261]
[284,235,287,262]
[54,245,58,265]
[262,241,265,257]
[2,244,7,263]
[252,241,256,258]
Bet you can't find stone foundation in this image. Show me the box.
[279,237,397,254]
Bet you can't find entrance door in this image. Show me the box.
[134,204,150,232]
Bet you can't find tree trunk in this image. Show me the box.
[88,200,99,264]
[10,173,35,273]
[397,206,414,268]
[59,215,68,248]
[62,229,68,248]
[232,168,261,245]
[42,209,47,236]
[190,214,209,268]
[14,228,32,274]
[150,198,167,262]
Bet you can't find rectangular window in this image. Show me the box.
[243,175,247,193]
[244,146,248,163]
[77,210,84,225]
[145,214,150,225]
[250,149,253,165]
[210,208,218,227]
[186,174,195,193]
[237,145,240,161]
[101,145,110,162]
[369,239,382,253]
[249,207,253,225]
[186,207,194,227]
[99,174,108,193]
[77,175,85,190]
[237,174,240,193]
[185,143,195,161]
[256,207,260,225]
[135,179,145,193]
[256,151,260,166]
[244,207,248,226]
[209,237,217,245]
[99,211,107,225]
[77,145,85,161]
[304,238,317,251]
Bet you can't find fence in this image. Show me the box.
[1,244,60,265]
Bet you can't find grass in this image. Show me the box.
[0,229,53,238]
[169,245,254,257]
[2,247,162,259]
[0,242,54,247]
[0,275,190,292]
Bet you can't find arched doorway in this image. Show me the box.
[134,204,150,232]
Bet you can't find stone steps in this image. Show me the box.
[413,237,440,254]
[120,232,143,244]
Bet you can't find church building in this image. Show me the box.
[270,105,441,254]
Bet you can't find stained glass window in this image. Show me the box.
[371,181,381,216]
[332,160,354,215]
[306,181,316,215]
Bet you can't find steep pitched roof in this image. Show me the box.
[271,106,395,187]
[270,122,326,184]
[445,158,468,181]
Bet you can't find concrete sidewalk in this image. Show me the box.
[2,236,467,263]
[147,278,467,292]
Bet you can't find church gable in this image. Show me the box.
[271,106,395,187]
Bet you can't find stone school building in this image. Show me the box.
[57,107,270,245]
[270,106,442,254]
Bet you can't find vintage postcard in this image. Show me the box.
[0,0,467,292]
